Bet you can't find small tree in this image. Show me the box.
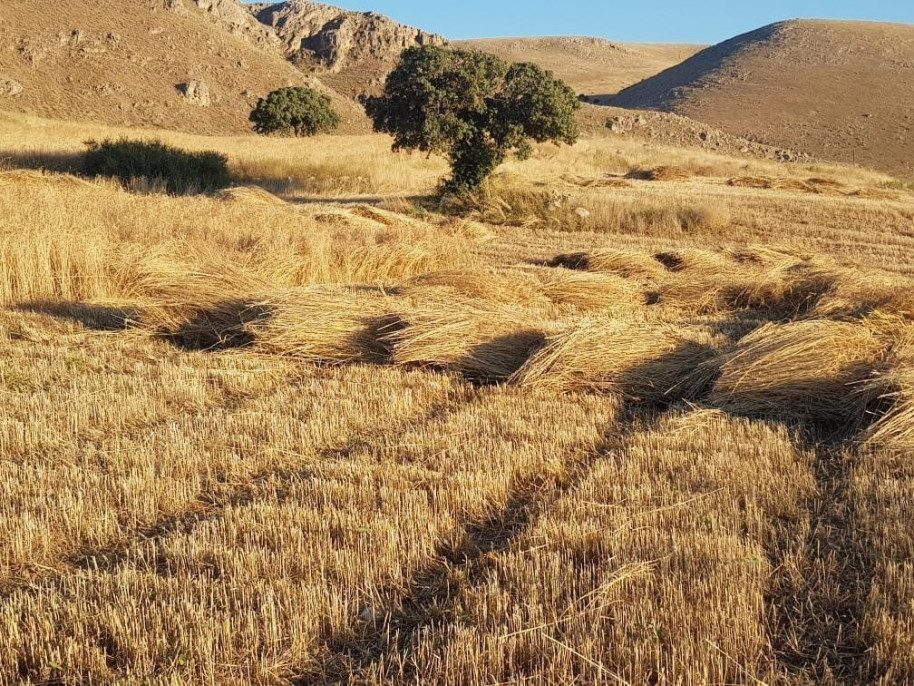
[250,87,341,137]
[365,46,580,191]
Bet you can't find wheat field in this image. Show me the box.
[2,110,914,685]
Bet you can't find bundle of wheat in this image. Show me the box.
[401,269,549,308]
[812,274,914,321]
[133,252,268,348]
[652,249,736,274]
[727,176,771,189]
[386,302,548,382]
[548,249,666,280]
[214,186,287,206]
[0,170,92,188]
[536,270,644,312]
[250,287,402,364]
[708,320,890,423]
[512,320,721,402]
[630,166,692,182]
[726,259,843,317]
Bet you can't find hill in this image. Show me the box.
[613,19,914,176]
[0,0,370,134]
[456,37,702,99]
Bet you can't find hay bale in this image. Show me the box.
[512,320,721,402]
[386,303,548,382]
[708,320,889,422]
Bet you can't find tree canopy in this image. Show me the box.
[250,87,341,137]
[365,46,580,190]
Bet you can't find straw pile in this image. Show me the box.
[708,320,889,422]
[630,166,692,182]
[536,270,644,312]
[386,302,548,381]
[401,269,549,308]
[251,287,402,364]
[512,320,721,402]
[548,249,666,280]
[214,186,287,206]
[134,254,269,348]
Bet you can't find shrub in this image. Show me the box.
[249,87,341,137]
[82,139,230,195]
[365,46,580,191]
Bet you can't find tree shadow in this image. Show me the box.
[14,302,138,331]
[0,149,84,174]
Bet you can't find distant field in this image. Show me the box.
[2,111,914,684]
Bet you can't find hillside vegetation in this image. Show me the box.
[1,109,914,683]
[613,19,914,177]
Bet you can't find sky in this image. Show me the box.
[254,1,914,43]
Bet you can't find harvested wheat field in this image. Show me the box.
[2,103,914,686]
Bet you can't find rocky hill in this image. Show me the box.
[250,1,446,97]
[613,20,914,176]
[0,0,368,134]
[456,37,702,99]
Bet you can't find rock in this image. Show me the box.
[177,80,210,106]
[0,77,23,97]
[253,1,446,72]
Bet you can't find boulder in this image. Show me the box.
[177,80,210,106]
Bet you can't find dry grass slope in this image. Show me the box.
[613,19,914,177]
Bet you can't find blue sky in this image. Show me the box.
[247,1,914,43]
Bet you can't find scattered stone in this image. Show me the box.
[0,78,23,97]
[177,80,211,106]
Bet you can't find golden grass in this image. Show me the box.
[3,111,914,684]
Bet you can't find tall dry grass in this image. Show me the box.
[0,176,479,307]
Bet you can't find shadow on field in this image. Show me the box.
[15,301,137,331]
[297,374,700,684]
[0,149,84,174]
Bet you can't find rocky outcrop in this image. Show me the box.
[250,1,446,72]
[177,79,211,106]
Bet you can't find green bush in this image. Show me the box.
[365,46,580,191]
[249,87,341,137]
[82,139,230,195]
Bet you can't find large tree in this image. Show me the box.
[365,46,580,191]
